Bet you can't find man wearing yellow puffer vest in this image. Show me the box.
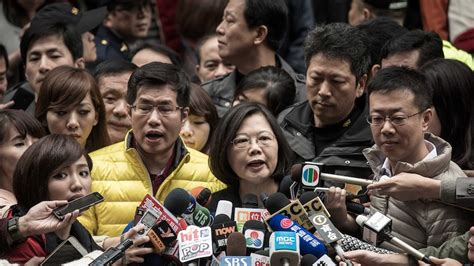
[79,62,226,237]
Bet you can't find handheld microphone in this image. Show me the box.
[242,220,267,252]
[215,200,233,219]
[292,163,373,187]
[278,175,294,199]
[269,231,300,266]
[264,192,313,231]
[242,194,259,208]
[356,214,432,264]
[338,234,396,254]
[220,256,252,265]
[250,249,270,266]
[178,225,213,263]
[89,239,133,266]
[299,191,331,218]
[189,186,212,208]
[300,254,317,266]
[164,188,193,216]
[226,232,247,256]
[266,214,327,258]
[211,214,237,253]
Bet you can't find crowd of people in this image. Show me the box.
[0,0,473,265]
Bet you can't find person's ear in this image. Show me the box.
[254,25,268,46]
[355,74,367,97]
[363,8,371,21]
[371,64,380,77]
[181,107,189,124]
[74,57,85,69]
[422,108,433,131]
[93,110,98,126]
[104,12,114,28]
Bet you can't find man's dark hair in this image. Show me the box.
[244,0,288,51]
[94,59,137,80]
[129,42,182,67]
[127,62,190,107]
[357,17,408,66]
[20,22,83,66]
[367,66,432,111]
[0,44,8,70]
[380,30,444,68]
[304,23,370,81]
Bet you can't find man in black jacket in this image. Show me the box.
[279,23,373,182]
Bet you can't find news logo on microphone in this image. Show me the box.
[244,229,264,249]
[273,231,298,251]
[301,162,321,187]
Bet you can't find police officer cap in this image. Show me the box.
[32,3,106,33]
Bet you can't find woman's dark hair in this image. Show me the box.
[35,66,111,152]
[0,44,8,70]
[188,83,218,152]
[234,66,296,115]
[209,102,291,186]
[420,59,474,169]
[0,110,45,145]
[13,134,92,210]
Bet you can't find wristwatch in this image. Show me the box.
[7,216,25,243]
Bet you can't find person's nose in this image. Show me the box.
[213,63,228,79]
[380,118,396,135]
[70,173,85,193]
[38,57,52,74]
[248,138,263,155]
[147,108,162,127]
[113,100,129,118]
[317,81,332,98]
[180,120,193,137]
[66,113,79,131]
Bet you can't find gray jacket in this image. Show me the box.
[202,55,306,117]
[364,133,474,251]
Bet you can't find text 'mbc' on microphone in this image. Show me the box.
[242,220,267,254]
[211,214,237,253]
[269,231,300,266]
[89,239,133,266]
[356,213,433,264]
[267,214,327,258]
[264,192,313,231]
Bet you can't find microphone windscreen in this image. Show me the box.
[164,188,191,216]
[340,234,396,254]
[290,164,303,182]
[242,220,266,231]
[264,192,291,214]
[214,213,231,224]
[226,232,247,256]
[299,191,319,205]
[241,194,258,208]
[215,200,233,219]
[254,249,269,256]
[278,175,293,198]
[355,215,368,227]
[300,254,318,266]
[196,188,212,207]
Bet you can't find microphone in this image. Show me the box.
[89,239,133,266]
[300,254,317,266]
[215,200,233,219]
[211,214,237,253]
[299,191,331,218]
[266,214,327,258]
[356,213,432,264]
[269,231,300,266]
[226,232,247,256]
[220,256,252,265]
[242,194,259,208]
[189,186,212,208]
[291,163,373,187]
[164,188,193,216]
[178,225,213,263]
[250,249,270,266]
[264,192,313,231]
[278,175,294,199]
[242,220,266,252]
[338,234,396,254]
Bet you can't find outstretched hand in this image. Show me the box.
[367,173,440,201]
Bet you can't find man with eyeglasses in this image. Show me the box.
[326,66,472,253]
[94,0,152,66]
[79,62,226,237]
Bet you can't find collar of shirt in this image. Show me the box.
[380,140,438,177]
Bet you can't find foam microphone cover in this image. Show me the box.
[241,194,259,208]
[164,188,191,216]
[278,175,294,199]
[189,187,212,207]
[290,163,303,182]
[264,192,291,214]
[226,232,247,256]
[254,249,269,256]
[214,214,231,224]
[299,191,319,205]
[301,254,318,266]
